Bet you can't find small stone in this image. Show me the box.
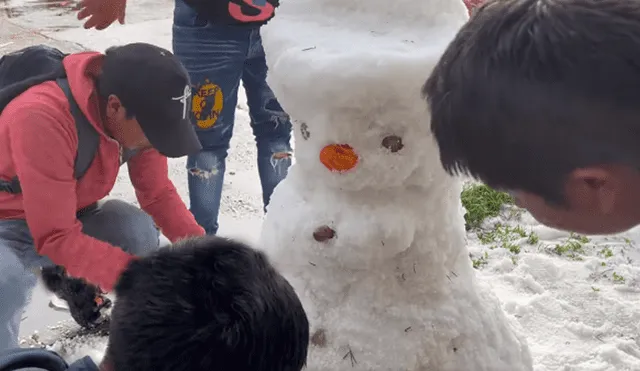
[311,328,327,347]
[313,226,336,242]
[381,135,404,152]
[300,122,311,140]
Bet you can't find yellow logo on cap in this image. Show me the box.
[192,79,224,129]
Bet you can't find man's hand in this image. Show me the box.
[77,0,126,30]
[41,265,112,329]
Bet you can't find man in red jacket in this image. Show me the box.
[0,42,205,350]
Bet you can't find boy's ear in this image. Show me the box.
[566,166,619,214]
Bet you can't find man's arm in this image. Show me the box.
[9,105,133,292]
[127,149,205,241]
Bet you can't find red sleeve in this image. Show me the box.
[127,149,205,241]
[8,105,133,292]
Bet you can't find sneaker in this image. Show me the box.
[48,294,69,311]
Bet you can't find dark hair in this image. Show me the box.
[423,0,640,204]
[96,46,136,119]
[106,236,309,371]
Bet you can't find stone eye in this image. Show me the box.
[381,135,403,152]
[313,225,336,242]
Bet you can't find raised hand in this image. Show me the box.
[76,0,126,30]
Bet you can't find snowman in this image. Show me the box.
[259,0,533,370]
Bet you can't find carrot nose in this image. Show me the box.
[319,144,359,172]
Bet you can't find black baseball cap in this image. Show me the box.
[100,43,202,158]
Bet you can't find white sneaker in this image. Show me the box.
[49,294,69,311]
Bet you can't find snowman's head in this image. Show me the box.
[262,0,467,191]
[271,54,451,191]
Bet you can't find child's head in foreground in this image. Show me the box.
[102,236,309,371]
[424,0,640,234]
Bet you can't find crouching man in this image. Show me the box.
[0,42,205,350]
[0,236,310,371]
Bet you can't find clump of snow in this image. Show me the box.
[47,332,107,366]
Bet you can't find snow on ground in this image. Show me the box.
[5,5,640,371]
[466,199,640,371]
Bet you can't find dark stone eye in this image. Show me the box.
[382,135,403,152]
[313,226,335,242]
[300,122,311,140]
[311,328,327,347]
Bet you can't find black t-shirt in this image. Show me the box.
[182,0,280,26]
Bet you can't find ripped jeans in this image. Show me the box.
[172,0,293,234]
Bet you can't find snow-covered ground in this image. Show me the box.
[468,202,640,371]
[3,1,639,370]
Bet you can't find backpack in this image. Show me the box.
[0,45,100,194]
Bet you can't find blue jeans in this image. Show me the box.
[172,0,293,235]
[0,200,160,351]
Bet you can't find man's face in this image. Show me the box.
[507,166,640,235]
[105,94,153,152]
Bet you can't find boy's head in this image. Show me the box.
[103,236,309,371]
[424,0,640,234]
[96,42,201,157]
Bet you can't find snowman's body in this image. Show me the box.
[260,0,533,369]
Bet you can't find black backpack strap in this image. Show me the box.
[55,78,100,179]
[0,347,69,371]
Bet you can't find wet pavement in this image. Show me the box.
[1,0,175,33]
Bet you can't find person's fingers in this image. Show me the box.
[83,17,99,29]
[77,7,90,20]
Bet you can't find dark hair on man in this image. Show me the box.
[423,0,640,204]
[95,45,135,119]
[105,236,309,371]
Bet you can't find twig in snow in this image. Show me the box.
[342,345,357,367]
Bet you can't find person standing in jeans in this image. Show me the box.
[172,0,293,235]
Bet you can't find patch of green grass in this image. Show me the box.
[461,184,514,230]
[552,234,589,261]
[571,233,590,244]
[507,244,521,254]
[591,286,600,292]
[471,252,489,269]
[612,272,625,284]
[599,247,614,259]
[526,232,540,245]
[478,223,532,255]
